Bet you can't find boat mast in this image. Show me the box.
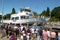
[2,0,4,25]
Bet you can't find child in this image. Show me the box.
[9,32,17,40]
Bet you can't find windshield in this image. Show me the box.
[11,17,19,20]
[15,17,19,20]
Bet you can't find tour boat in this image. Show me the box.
[1,7,47,27]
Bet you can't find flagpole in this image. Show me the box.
[2,0,4,25]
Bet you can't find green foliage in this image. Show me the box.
[40,7,50,17]
[40,10,46,16]
[33,12,38,18]
[0,15,2,20]
[46,7,50,16]
[3,14,11,19]
[0,6,60,22]
[40,6,60,21]
[11,8,16,14]
[51,6,60,21]
[49,17,58,22]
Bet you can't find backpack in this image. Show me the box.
[38,30,42,36]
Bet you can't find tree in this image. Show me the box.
[40,10,46,16]
[46,7,50,17]
[40,7,50,17]
[0,15,2,20]
[11,8,16,14]
[3,14,11,19]
[51,6,60,21]
[33,12,38,18]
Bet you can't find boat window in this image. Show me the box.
[11,17,14,20]
[21,16,25,19]
[20,9,31,12]
[21,16,29,19]
[25,9,31,12]
[29,14,33,16]
[26,16,29,19]
[15,17,19,20]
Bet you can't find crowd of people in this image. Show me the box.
[0,24,58,40]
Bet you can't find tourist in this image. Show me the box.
[15,27,19,37]
[20,27,27,40]
[1,28,6,38]
[47,28,51,40]
[8,26,12,36]
[30,26,35,40]
[5,26,9,37]
[50,30,58,40]
[42,28,48,40]
[35,27,38,38]
[9,32,17,40]
[37,27,43,40]
[58,33,60,40]
[25,26,31,40]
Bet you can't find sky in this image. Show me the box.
[0,0,60,14]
